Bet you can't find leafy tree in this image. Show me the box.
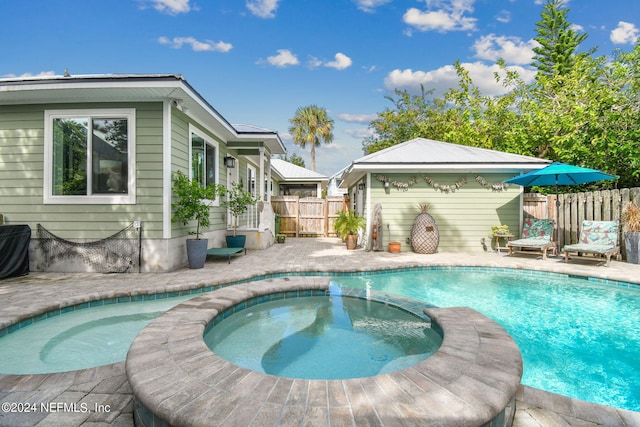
[279,152,306,168]
[288,105,334,171]
[532,0,590,77]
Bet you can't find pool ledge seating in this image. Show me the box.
[507,218,556,260]
[127,278,523,427]
[563,220,621,267]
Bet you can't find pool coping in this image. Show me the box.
[126,277,523,427]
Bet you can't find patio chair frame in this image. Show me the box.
[507,218,556,260]
[562,220,621,267]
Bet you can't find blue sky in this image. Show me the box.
[2,0,639,176]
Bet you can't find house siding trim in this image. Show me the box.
[163,100,172,239]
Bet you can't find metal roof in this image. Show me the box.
[271,159,327,182]
[354,138,550,167]
[340,137,551,188]
[0,73,286,154]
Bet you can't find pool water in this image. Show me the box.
[0,296,193,374]
[204,295,442,379]
[330,269,640,412]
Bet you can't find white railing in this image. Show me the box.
[233,201,273,234]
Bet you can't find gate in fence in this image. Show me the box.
[271,196,346,237]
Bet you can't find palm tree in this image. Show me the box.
[288,105,334,171]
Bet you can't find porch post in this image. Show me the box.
[266,155,272,202]
[258,148,265,201]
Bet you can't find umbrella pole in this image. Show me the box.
[555,178,560,255]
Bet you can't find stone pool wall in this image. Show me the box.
[126,277,522,426]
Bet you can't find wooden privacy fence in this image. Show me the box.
[271,196,346,237]
[523,187,640,254]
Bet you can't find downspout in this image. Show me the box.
[365,172,372,250]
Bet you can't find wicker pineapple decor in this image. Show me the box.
[411,203,439,254]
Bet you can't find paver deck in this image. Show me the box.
[1,237,639,426]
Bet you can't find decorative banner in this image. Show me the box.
[374,174,509,193]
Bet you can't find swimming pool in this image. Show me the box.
[0,295,193,374]
[1,266,638,412]
[329,268,640,412]
[204,294,442,379]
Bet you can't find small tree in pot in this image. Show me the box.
[219,181,257,248]
[622,200,640,264]
[171,171,224,268]
[334,210,365,250]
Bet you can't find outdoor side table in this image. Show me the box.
[493,234,514,253]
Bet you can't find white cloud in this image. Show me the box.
[338,113,378,123]
[307,53,353,70]
[246,0,280,18]
[141,0,192,15]
[353,0,392,13]
[158,36,232,52]
[324,53,353,70]
[403,0,477,33]
[472,34,538,65]
[307,56,324,69]
[610,21,640,45]
[495,10,511,24]
[384,62,537,98]
[260,49,300,67]
[344,127,376,139]
[3,71,56,78]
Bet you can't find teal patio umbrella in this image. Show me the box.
[504,162,618,250]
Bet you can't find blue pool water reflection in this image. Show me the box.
[330,269,640,411]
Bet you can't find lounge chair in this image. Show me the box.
[206,247,246,264]
[562,220,620,267]
[507,218,556,260]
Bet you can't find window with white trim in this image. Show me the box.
[43,109,136,204]
[189,125,219,201]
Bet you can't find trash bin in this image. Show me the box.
[274,214,281,235]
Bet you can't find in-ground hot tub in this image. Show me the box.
[126,277,523,427]
[204,286,443,380]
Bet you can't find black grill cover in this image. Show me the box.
[0,225,30,279]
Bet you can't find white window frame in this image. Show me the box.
[43,108,136,205]
[188,124,220,206]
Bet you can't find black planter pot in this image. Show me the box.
[624,232,640,264]
[226,235,246,248]
[186,239,208,269]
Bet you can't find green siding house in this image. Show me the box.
[339,138,550,253]
[0,74,285,272]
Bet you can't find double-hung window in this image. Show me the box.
[189,125,219,203]
[44,109,136,204]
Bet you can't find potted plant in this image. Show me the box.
[333,209,365,250]
[220,181,257,248]
[171,171,224,269]
[622,200,640,264]
[491,225,510,236]
[276,233,286,244]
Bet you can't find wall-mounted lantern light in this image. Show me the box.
[223,156,236,168]
[358,183,365,191]
[383,180,390,188]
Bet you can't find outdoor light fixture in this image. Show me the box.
[358,183,365,190]
[223,156,236,168]
[384,180,390,188]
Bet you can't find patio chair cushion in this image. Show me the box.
[520,218,554,241]
[574,220,618,248]
[507,218,556,259]
[508,238,553,248]
[562,220,620,267]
